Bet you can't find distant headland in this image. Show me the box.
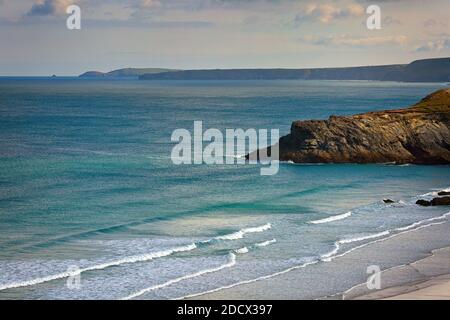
[79,68,177,78]
[79,57,450,82]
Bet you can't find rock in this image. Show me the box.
[437,191,450,196]
[431,197,450,206]
[383,199,395,203]
[416,199,432,206]
[416,197,450,206]
[249,88,450,164]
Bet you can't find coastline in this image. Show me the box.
[186,219,450,300]
[349,247,450,300]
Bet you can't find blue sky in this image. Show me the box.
[0,0,449,75]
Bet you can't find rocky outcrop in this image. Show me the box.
[250,88,450,165]
[416,199,432,206]
[416,197,450,206]
[431,197,450,206]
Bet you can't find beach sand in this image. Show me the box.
[187,220,450,300]
[352,247,450,300]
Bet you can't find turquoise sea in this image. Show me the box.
[0,78,449,299]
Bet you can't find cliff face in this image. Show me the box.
[139,58,450,82]
[255,88,450,164]
[79,68,175,78]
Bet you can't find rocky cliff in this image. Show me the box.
[79,68,175,78]
[250,88,450,164]
[139,58,450,82]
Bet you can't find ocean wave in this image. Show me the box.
[395,211,450,231]
[176,258,319,300]
[235,247,249,254]
[255,239,277,247]
[339,231,391,244]
[122,253,237,300]
[178,216,450,300]
[323,219,448,263]
[419,186,450,197]
[0,222,271,292]
[214,223,271,241]
[124,235,278,299]
[309,211,352,224]
[320,231,390,260]
[322,211,450,262]
[0,243,197,292]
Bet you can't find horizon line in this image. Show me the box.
[1,56,449,77]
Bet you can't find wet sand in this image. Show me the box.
[352,247,450,300]
[186,220,450,300]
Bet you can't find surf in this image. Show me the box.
[309,211,353,224]
[122,252,237,300]
[0,222,272,292]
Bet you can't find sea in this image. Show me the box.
[0,78,449,299]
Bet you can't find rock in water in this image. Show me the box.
[416,199,432,206]
[438,191,450,196]
[431,197,450,206]
[416,197,450,206]
[383,199,395,203]
[249,88,450,164]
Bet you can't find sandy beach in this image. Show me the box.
[187,220,450,300]
[352,247,450,300]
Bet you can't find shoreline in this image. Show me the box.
[349,246,450,300]
[187,219,450,300]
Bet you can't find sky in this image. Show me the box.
[0,0,449,76]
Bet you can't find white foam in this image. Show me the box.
[0,243,197,292]
[321,211,450,261]
[339,231,390,244]
[176,259,319,300]
[122,253,237,300]
[179,217,450,300]
[309,211,352,224]
[320,243,340,259]
[320,231,390,260]
[417,186,450,197]
[395,211,450,231]
[420,191,439,197]
[0,222,272,292]
[235,247,249,254]
[323,220,448,262]
[255,239,277,247]
[215,223,271,241]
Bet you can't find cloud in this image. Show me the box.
[383,16,402,27]
[139,0,162,9]
[415,38,450,52]
[300,34,408,47]
[83,18,214,29]
[27,0,74,16]
[423,19,447,28]
[295,3,365,24]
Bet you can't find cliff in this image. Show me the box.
[139,58,450,82]
[249,88,450,164]
[79,68,175,78]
